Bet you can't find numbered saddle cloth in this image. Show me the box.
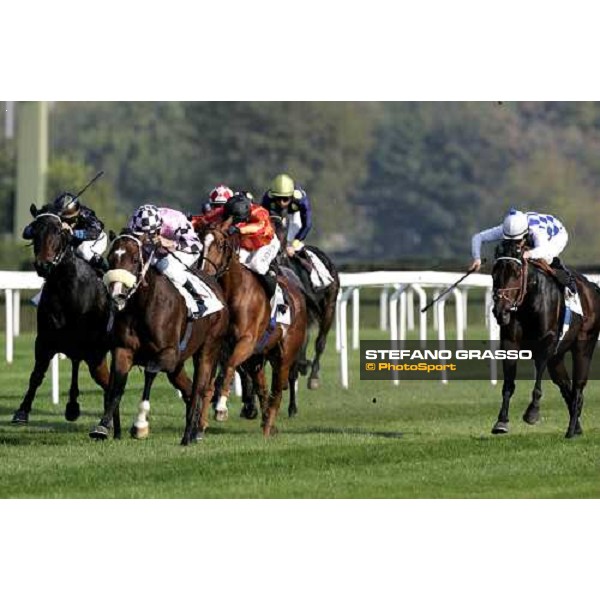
[305,249,334,290]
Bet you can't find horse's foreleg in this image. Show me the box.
[565,342,594,438]
[64,359,81,422]
[87,357,120,440]
[215,336,256,422]
[523,356,547,426]
[264,355,286,437]
[130,370,159,440]
[288,361,300,418]
[12,337,55,424]
[492,358,517,434]
[308,296,336,390]
[89,348,133,441]
[547,353,576,435]
[166,365,193,419]
[239,367,258,420]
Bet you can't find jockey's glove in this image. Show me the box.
[291,239,304,250]
[73,230,87,240]
[227,225,240,235]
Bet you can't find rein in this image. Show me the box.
[200,228,238,279]
[107,234,156,303]
[493,255,529,311]
[35,212,71,267]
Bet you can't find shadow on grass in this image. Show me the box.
[287,426,403,439]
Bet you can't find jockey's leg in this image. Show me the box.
[547,231,577,293]
[75,232,109,272]
[241,237,281,299]
[155,253,204,319]
[286,212,302,244]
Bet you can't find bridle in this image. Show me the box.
[200,226,238,278]
[33,212,71,269]
[104,233,156,307]
[493,255,529,312]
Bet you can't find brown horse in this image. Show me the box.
[271,215,340,393]
[89,232,229,445]
[197,219,308,436]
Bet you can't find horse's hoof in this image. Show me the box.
[130,425,149,440]
[575,421,583,436]
[491,421,509,435]
[64,403,81,422]
[89,425,110,440]
[263,424,278,437]
[240,405,258,420]
[308,378,320,390]
[522,407,540,425]
[214,409,229,422]
[11,410,29,425]
[288,406,298,418]
[193,430,204,442]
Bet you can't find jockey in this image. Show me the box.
[193,191,281,298]
[128,204,217,320]
[34,192,109,273]
[470,208,577,293]
[262,173,312,257]
[200,184,234,215]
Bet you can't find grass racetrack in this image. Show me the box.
[2,319,600,498]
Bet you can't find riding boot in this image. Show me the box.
[183,281,207,319]
[551,257,577,294]
[89,254,109,274]
[260,270,278,299]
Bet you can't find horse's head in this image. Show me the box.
[491,238,528,326]
[197,219,239,277]
[104,231,155,311]
[26,205,71,277]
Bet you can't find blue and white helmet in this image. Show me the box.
[131,204,162,235]
[502,209,529,240]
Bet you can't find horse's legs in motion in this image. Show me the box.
[264,353,287,437]
[86,357,121,440]
[63,359,81,422]
[522,355,547,426]
[130,369,159,440]
[215,335,257,422]
[12,337,55,424]
[239,367,259,420]
[182,342,220,445]
[308,289,336,390]
[166,365,193,421]
[565,341,595,438]
[288,361,300,418]
[492,357,518,434]
[90,348,134,440]
[547,353,579,436]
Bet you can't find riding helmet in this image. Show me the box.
[502,209,529,240]
[132,204,163,234]
[268,174,295,198]
[224,193,252,223]
[53,192,81,219]
[209,184,234,205]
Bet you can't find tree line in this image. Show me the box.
[2,101,600,268]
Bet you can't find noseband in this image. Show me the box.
[493,255,528,311]
[104,234,156,305]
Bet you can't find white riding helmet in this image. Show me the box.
[209,185,234,205]
[502,209,529,239]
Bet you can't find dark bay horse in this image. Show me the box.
[89,232,229,445]
[491,239,600,438]
[271,215,340,392]
[12,205,113,427]
[197,220,308,436]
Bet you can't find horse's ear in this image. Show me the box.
[30,203,38,218]
[109,230,116,242]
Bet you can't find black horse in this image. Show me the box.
[491,239,600,438]
[12,204,113,427]
[271,215,340,393]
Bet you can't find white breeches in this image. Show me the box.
[75,232,108,261]
[238,236,281,275]
[537,229,568,263]
[287,212,303,243]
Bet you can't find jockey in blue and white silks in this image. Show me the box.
[470,209,569,269]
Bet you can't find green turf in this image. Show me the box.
[1,324,600,498]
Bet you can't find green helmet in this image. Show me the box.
[269,173,295,198]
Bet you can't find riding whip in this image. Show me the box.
[75,170,105,199]
[420,263,482,313]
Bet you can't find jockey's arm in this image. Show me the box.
[294,195,312,241]
[471,225,504,260]
[524,229,547,260]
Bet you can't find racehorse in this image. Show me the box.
[271,215,340,393]
[89,231,229,445]
[12,204,113,427]
[491,239,600,438]
[197,219,308,436]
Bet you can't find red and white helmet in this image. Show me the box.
[209,185,234,205]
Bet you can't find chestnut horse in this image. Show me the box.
[89,232,229,445]
[12,205,113,428]
[197,220,308,436]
